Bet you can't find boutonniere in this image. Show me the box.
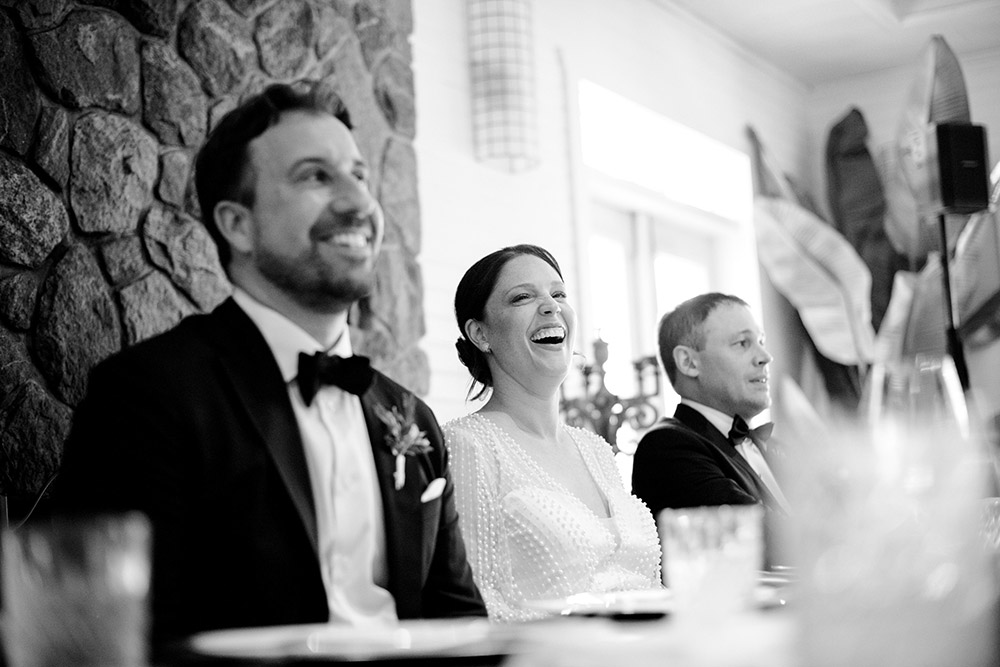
[373,393,432,490]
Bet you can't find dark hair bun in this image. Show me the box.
[455,337,492,400]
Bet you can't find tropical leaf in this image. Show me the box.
[826,108,909,332]
[953,162,1000,349]
[754,196,876,366]
[747,126,787,200]
[748,124,874,417]
[883,35,972,265]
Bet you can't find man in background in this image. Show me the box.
[632,292,790,561]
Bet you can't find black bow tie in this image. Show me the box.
[728,415,774,444]
[297,352,374,405]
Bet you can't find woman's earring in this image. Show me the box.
[483,344,491,354]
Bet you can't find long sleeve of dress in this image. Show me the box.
[445,418,538,621]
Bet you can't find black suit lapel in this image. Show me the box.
[673,404,765,501]
[209,299,318,555]
[361,377,426,614]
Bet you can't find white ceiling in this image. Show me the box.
[655,0,1000,86]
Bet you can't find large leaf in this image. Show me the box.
[826,107,909,331]
[748,126,870,415]
[953,162,1000,349]
[754,196,876,365]
[883,35,972,265]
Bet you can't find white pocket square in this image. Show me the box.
[420,477,446,503]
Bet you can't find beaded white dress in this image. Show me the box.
[443,413,662,622]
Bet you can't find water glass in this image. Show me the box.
[658,504,764,618]
[1,512,151,667]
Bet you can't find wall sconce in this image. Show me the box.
[467,0,539,173]
[560,337,662,452]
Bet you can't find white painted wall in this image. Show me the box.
[411,0,812,421]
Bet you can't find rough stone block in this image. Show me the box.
[158,149,192,208]
[374,54,415,138]
[100,235,150,286]
[143,204,231,312]
[142,41,207,146]
[229,0,278,18]
[83,0,179,37]
[0,153,69,269]
[118,270,194,345]
[313,1,351,56]
[0,273,40,331]
[0,380,71,496]
[33,245,122,406]
[378,137,419,254]
[33,105,71,190]
[29,9,140,113]
[0,11,40,156]
[178,0,256,97]
[369,245,424,349]
[70,112,158,235]
[6,0,72,32]
[256,0,314,79]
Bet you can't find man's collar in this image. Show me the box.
[680,398,733,438]
[231,288,352,383]
[680,398,770,440]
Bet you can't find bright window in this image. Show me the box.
[574,80,759,450]
[578,79,752,222]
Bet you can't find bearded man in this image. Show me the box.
[52,84,485,655]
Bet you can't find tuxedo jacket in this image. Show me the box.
[52,298,485,647]
[631,403,789,523]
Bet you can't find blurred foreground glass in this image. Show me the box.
[658,504,763,618]
[1,512,151,667]
[793,354,998,667]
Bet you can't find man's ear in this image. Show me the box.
[673,345,699,378]
[214,201,255,256]
[464,319,490,353]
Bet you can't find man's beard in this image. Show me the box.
[256,243,374,312]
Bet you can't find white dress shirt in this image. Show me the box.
[232,289,398,625]
[680,399,790,512]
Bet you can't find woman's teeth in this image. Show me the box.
[531,327,566,344]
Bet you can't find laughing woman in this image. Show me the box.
[444,244,661,622]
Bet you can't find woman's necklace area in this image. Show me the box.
[484,412,610,518]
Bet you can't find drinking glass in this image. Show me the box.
[658,504,763,619]
[1,512,152,667]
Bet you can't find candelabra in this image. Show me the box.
[559,338,662,452]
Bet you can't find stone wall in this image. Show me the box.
[0,0,426,512]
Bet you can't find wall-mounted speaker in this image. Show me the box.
[926,122,990,215]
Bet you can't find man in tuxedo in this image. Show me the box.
[631,293,790,558]
[52,84,485,651]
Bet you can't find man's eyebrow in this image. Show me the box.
[289,153,368,166]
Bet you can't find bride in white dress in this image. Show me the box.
[444,244,661,622]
